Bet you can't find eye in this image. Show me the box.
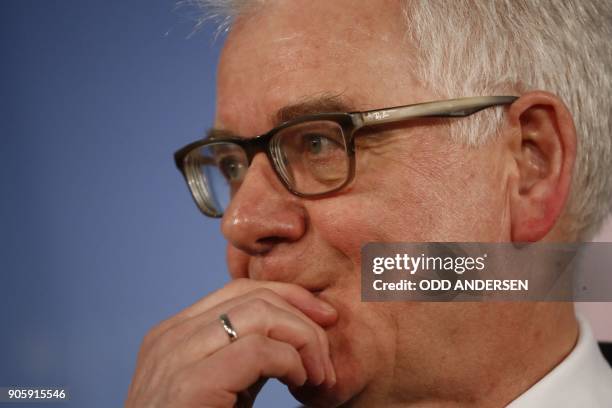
[307,134,324,154]
[304,133,341,156]
[218,155,245,182]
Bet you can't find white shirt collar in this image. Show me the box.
[507,314,612,407]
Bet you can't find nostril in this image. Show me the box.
[257,237,287,246]
[220,160,307,255]
[255,236,285,250]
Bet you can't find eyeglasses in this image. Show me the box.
[174,95,518,218]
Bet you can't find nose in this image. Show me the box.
[221,153,307,255]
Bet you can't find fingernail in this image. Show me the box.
[309,355,326,387]
[317,300,336,314]
[324,353,336,387]
[318,354,327,386]
[310,370,325,386]
[329,363,336,387]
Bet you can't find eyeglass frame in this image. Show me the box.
[174,95,518,218]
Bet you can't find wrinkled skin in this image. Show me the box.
[127,0,578,407]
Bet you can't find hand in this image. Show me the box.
[125,279,338,408]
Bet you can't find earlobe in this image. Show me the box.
[507,91,577,242]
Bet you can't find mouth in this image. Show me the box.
[310,289,324,297]
[307,284,333,299]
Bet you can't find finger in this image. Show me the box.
[177,279,337,325]
[175,288,335,385]
[144,280,337,372]
[176,299,328,385]
[170,335,307,406]
[231,289,336,387]
[134,286,337,391]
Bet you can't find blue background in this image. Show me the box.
[0,1,297,406]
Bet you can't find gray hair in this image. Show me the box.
[191,0,612,239]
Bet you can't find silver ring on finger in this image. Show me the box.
[219,313,238,343]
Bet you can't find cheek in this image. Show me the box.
[307,145,508,260]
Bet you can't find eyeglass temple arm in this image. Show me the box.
[357,96,518,127]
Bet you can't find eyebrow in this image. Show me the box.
[207,94,355,139]
[275,94,354,124]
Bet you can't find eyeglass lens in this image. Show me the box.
[183,120,350,216]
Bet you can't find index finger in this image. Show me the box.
[177,279,337,325]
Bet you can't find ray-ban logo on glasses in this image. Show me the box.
[365,111,390,121]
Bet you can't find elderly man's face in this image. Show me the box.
[217,0,514,404]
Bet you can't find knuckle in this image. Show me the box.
[247,297,273,316]
[306,326,322,346]
[225,278,251,291]
[293,322,318,347]
[155,327,182,350]
[245,333,268,350]
[237,334,269,365]
[141,326,161,349]
[251,287,279,300]
[314,325,328,343]
[275,341,300,365]
[143,324,185,358]
[143,316,177,346]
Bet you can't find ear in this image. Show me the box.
[506,91,577,242]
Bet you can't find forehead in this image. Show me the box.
[216,0,423,135]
